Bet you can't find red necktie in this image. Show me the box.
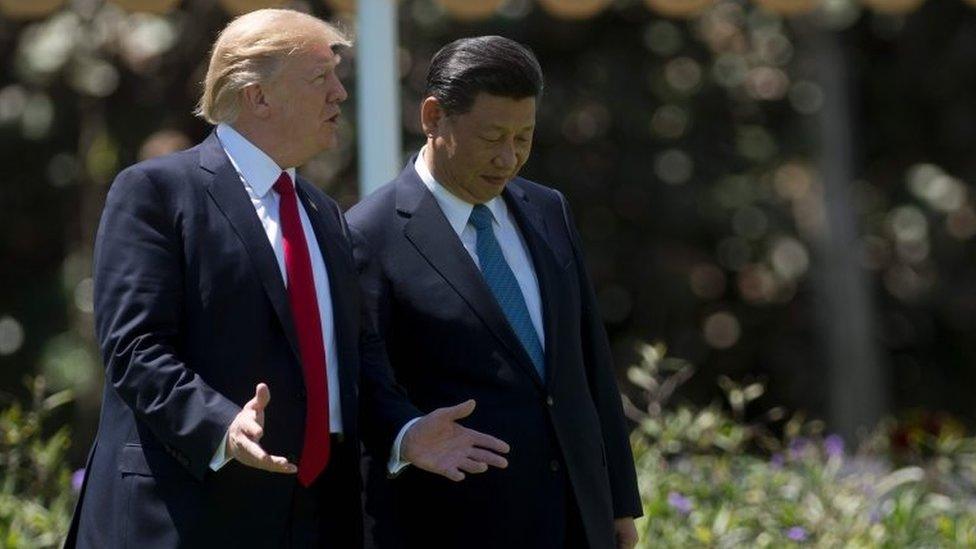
[273,172,330,487]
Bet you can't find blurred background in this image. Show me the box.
[2,0,976,545]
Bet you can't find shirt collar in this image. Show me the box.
[414,146,507,237]
[216,123,297,198]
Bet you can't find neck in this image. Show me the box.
[229,121,296,169]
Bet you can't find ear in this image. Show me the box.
[420,96,446,139]
[241,83,272,119]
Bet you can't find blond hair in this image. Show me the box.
[195,9,351,124]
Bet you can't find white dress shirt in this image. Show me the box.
[415,147,545,347]
[386,148,547,475]
[210,123,343,469]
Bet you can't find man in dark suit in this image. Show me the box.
[66,11,509,548]
[347,36,642,549]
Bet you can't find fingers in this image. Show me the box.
[240,419,264,441]
[442,467,465,482]
[248,383,270,412]
[457,458,489,474]
[260,453,298,474]
[442,399,476,421]
[467,429,510,454]
[468,448,508,469]
[234,436,296,474]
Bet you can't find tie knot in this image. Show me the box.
[469,204,494,231]
[273,172,294,196]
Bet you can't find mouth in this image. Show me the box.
[480,175,508,186]
[325,111,341,124]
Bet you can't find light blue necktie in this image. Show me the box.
[469,204,545,378]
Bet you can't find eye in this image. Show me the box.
[482,135,503,143]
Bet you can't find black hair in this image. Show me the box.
[424,35,543,116]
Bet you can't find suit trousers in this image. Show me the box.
[287,434,363,548]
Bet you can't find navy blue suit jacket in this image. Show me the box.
[346,160,641,549]
[66,134,418,548]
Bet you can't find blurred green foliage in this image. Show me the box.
[0,377,76,548]
[627,343,976,547]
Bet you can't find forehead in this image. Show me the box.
[461,93,536,128]
[289,40,342,72]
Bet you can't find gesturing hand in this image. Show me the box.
[401,399,510,482]
[226,383,297,474]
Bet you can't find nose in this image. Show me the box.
[493,140,517,170]
[329,76,348,104]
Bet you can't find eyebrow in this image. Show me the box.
[311,57,340,75]
[485,123,535,132]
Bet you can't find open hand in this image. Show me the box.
[402,399,510,482]
[226,383,297,474]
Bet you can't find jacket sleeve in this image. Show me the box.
[345,219,421,460]
[556,190,643,519]
[93,166,239,480]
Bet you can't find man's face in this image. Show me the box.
[429,93,536,204]
[265,41,347,166]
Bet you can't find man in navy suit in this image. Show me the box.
[347,37,641,549]
[67,11,509,548]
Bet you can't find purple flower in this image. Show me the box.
[71,468,85,492]
[786,526,808,542]
[667,491,693,514]
[770,452,785,469]
[788,437,810,460]
[824,434,845,459]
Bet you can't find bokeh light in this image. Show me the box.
[218,0,288,15]
[643,21,684,57]
[769,237,809,280]
[436,0,505,21]
[789,81,825,114]
[645,0,715,19]
[655,149,694,185]
[0,316,26,356]
[650,105,691,140]
[107,0,180,14]
[752,0,821,16]
[702,311,741,349]
[537,0,611,20]
[690,263,727,300]
[861,0,926,14]
[0,0,63,21]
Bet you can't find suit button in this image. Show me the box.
[298,388,307,400]
[550,459,560,472]
[546,396,554,407]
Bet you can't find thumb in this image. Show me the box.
[443,399,476,421]
[247,383,271,412]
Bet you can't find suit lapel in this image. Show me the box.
[295,181,359,413]
[395,166,545,390]
[504,181,562,387]
[199,133,302,364]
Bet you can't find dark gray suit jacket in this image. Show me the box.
[347,159,641,549]
[66,133,418,548]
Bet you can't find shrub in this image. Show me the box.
[0,378,77,548]
[626,343,976,548]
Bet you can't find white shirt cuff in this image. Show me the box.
[209,429,232,471]
[387,416,422,476]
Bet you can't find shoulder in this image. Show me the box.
[107,147,201,204]
[345,180,399,231]
[295,177,341,215]
[508,176,569,215]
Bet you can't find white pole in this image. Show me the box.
[356,0,401,198]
